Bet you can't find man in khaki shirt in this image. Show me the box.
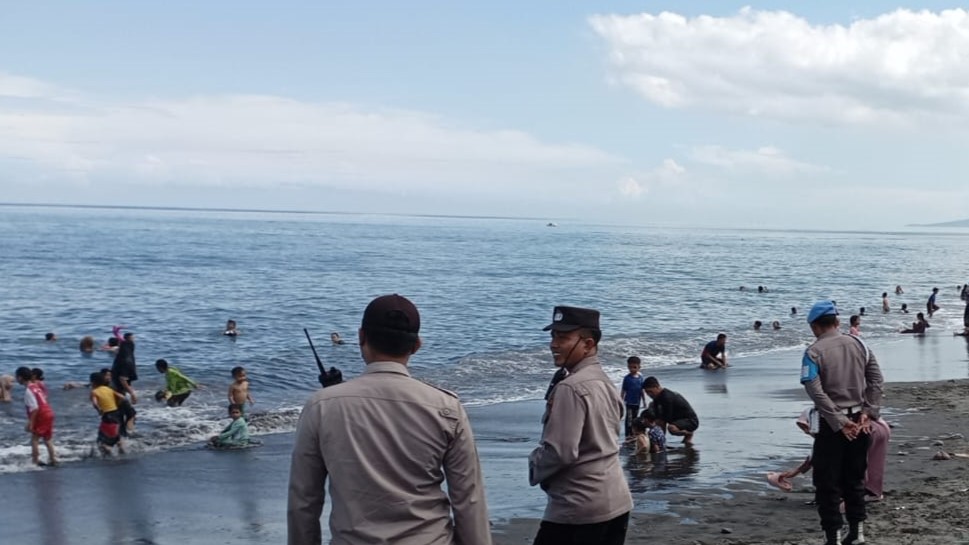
[529,306,633,545]
[287,294,491,545]
[801,300,883,545]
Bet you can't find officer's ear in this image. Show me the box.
[411,337,422,355]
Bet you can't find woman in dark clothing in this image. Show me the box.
[111,332,138,435]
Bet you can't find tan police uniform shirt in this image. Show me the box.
[802,330,884,431]
[528,356,633,524]
[287,361,491,545]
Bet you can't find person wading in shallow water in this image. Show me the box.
[529,305,632,545]
[801,301,884,545]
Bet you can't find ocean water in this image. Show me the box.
[2,205,969,475]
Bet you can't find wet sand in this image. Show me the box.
[494,378,969,545]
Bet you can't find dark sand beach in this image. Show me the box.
[494,378,969,545]
[2,335,968,544]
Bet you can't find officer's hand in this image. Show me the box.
[840,421,860,440]
[857,413,871,434]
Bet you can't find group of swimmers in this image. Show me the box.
[5,321,261,466]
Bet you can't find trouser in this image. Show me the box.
[117,398,137,437]
[167,392,191,407]
[812,416,869,531]
[624,404,640,436]
[533,512,629,545]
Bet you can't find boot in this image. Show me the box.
[824,528,842,545]
[842,522,865,544]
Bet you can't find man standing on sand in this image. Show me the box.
[801,301,883,545]
[529,306,632,545]
[287,294,490,545]
[700,333,728,369]
[643,376,700,447]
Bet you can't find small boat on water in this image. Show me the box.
[546,222,558,227]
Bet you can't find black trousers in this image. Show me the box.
[624,404,640,436]
[812,417,869,531]
[534,512,629,545]
[167,392,191,407]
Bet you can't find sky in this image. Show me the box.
[2,1,969,229]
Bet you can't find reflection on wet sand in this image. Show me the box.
[100,460,156,544]
[624,446,700,494]
[37,470,66,545]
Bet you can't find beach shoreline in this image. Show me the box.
[2,333,968,544]
[493,378,969,545]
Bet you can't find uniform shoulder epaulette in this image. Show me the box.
[417,378,459,399]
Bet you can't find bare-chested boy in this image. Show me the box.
[228,366,254,414]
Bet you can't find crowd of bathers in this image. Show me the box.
[3,320,261,467]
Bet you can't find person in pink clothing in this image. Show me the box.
[848,315,861,336]
[15,366,57,466]
[768,408,890,502]
[863,417,891,500]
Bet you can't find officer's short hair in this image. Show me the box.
[361,294,420,357]
[577,327,601,345]
[812,314,838,328]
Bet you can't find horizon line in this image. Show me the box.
[0,202,556,222]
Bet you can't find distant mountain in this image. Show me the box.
[911,218,969,228]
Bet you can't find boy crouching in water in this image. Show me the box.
[209,404,250,448]
[90,371,126,456]
[154,359,199,407]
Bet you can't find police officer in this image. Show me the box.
[529,306,632,545]
[801,301,883,545]
[287,294,491,545]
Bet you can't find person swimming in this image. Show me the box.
[753,321,763,330]
[79,336,96,353]
[224,320,239,336]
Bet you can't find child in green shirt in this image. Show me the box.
[154,359,198,407]
[209,404,250,448]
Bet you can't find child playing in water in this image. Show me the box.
[849,315,861,336]
[154,359,199,407]
[620,356,645,437]
[31,368,49,396]
[0,374,13,402]
[629,418,651,455]
[209,404,250,447]
[16,366,57,466]
[90,371,126,456]
[641,409,667,453]
[228,366,254,414]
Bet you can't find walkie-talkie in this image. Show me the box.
[303,328,343,387]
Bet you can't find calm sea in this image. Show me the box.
[2,205,968,473]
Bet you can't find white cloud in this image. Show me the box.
[590,8,969,125]
[0,72,62,99]
[690,145,825,175]
[617,176,645,197]
[0,74,622,196]
[615,157,685,199]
